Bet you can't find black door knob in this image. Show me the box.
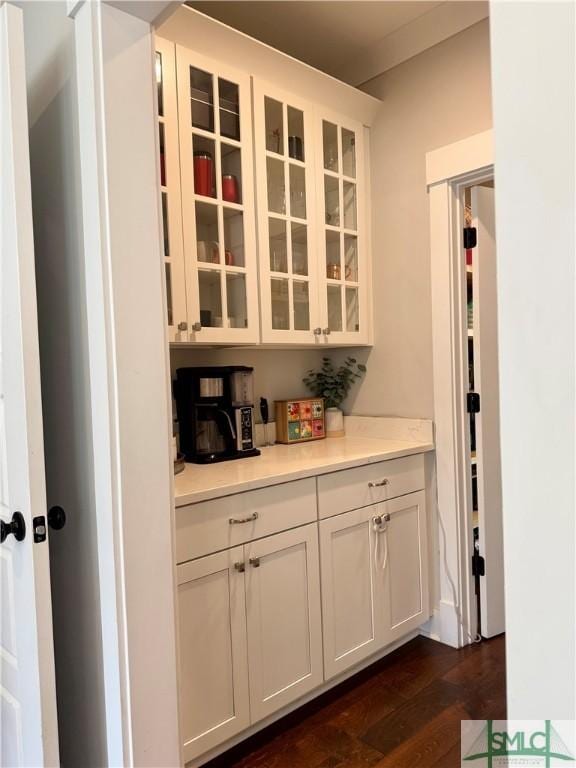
[47,506,66,531]
[1,511,26,543]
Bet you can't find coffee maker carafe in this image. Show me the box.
[175,366,260,464]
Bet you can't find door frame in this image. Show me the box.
[426,129,494,647]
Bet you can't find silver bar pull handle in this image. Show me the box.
[368,479,390,488]
[229,512,259,525]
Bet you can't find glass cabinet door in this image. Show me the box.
[254,81,319,342]
[318,115,368,344]
[176,49,259,343]
[155,38,188,343]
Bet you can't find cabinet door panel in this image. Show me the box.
[317,113,371,345]
[177,548,249,762]
[245,524,323,721]
[155,38,188,342]
[254,79,320,344]
[384,491,430,643]
[320,507,384,679]
[177,48,259,343]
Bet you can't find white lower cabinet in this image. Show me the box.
[177,523,322,763]
[176,468,430,764]
[384,491,429,643]
[319,506,384,679]
[320,490,429,680]
[245,524,323,721]
[177,547,250,763]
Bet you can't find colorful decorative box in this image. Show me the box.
[275,398,325,444]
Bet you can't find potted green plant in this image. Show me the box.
[303,357,366,437]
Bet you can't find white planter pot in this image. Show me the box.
[325,407,345,438]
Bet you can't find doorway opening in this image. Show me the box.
[427,130,506,650]
[463,180,505,641]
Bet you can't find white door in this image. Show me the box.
[177,547,250,763]
[245,524,323,722]
[382,491,430,644]
[472,185,505,638]
[0,3,59,765]
[319,506,384,679]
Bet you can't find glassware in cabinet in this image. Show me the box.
[177,49,258,342]
[255,82,319,343]
[318,116,368,343]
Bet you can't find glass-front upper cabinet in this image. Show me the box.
[317,113,370,345]
[176,48,259,343]
[253,81,319,344]
[156,38,188,343]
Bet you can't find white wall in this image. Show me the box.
[170,348,338,412]
[490,1,575,718]
[345,19,493,418]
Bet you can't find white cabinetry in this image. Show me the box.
[155,38,187,342]
[319,506,384,678]
[177,547,250,763]
[245,525,323,721]
[253,81,320,343]
[175,456,429,764]
[156,38,373,347]
[177,522,322,762]
[253,80,372,345]
[320,490,429,680]
[158,42,260,344]
[317,111,370,344]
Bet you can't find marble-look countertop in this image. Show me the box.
[174,435,434,506]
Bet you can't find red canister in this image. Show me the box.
[222,174,239,203]
[193,151,213,197]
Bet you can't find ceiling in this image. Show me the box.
[188,1,445,79]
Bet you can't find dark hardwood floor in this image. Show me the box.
[203,635,506,768]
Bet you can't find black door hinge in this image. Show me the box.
[467,392,481,414]
[464,227,477,249]
[472,551,485,577]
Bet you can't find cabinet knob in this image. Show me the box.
[313,327,322,336]
[249,557,260,568]
[177,321,188,331]
[368,479,389,488]
[323,327,331,336]
[234,562,245,573]
[191,322,202,332]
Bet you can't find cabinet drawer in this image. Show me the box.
[317,454,425,519]
[176,478,317,563]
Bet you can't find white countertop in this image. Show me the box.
[174,435,434,506]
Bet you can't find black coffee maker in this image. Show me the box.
[175,366,260,464]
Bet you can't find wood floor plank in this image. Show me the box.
[203,635,506,768]
[372,702,471,768]
[360,679,463,756]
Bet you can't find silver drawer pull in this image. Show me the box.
[229,512,259,525]
[368,479,390,488]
